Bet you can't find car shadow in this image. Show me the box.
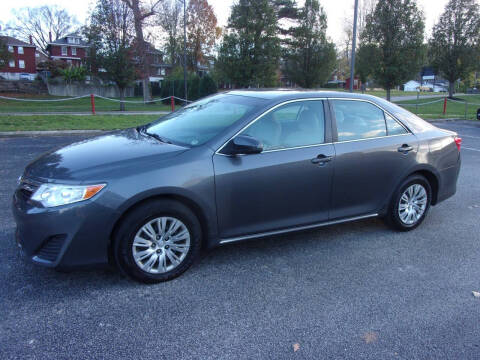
[4,217,390,298]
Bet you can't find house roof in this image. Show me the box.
[0,36,36,48]
[48,34,90,48]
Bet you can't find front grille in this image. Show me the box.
[35,235,66,262]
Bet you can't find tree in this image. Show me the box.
[186,0,219,72]
[89,0,136,111]
[157,0,182,66]
[6,6,79,53]
[121,0,163,102]
[216,0,280,88]
[283,0,336,88]
[0,38,12,69]
[429,0,480,98]
[360,0,425,100]
[355,43,379,87]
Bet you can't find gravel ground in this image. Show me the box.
[1,121,479,359]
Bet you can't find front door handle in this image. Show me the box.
[397,144,414,154]
[311,154,333,165]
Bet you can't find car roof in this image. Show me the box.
[225,89,380,102]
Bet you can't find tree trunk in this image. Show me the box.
[119,87,125,112]
[386,87,391,101]
[448,81,454,99]
[129,0,151,103]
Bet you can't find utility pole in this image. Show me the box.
[183,0,188,103]
[349,0,359,93]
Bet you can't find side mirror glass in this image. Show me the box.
[223,134,263,155]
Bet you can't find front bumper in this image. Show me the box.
[12,184,116,269]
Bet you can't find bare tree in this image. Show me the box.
[339,0,376,79]
[157,0,182,66]
[121,0,163,102]
[6,6,79,53]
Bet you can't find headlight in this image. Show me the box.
[31,183,106,207]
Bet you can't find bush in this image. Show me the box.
[199,75,217,98]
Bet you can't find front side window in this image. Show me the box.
[18,46,24,54]
[61,46,67,55]
[19,60,25,69]
[146,94,265,147]
[332,100,387,141]
[240,100,325,151]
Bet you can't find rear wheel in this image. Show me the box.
[385,175,432,231]
[114,199,202,283]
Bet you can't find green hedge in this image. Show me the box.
[160,74,217,104]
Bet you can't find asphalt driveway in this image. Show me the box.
[1,121,479,359]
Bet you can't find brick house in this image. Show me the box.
[136,42,172,83]
[0,36,37,80]
[46,33,90,66]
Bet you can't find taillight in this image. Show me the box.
[454,136,462,151]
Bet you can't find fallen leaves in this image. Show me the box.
[293,343,300,352]
[473,291,480,298]
[362,331,378,344]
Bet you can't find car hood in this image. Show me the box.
[24,128,189,182]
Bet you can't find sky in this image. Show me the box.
[0,0,451,44]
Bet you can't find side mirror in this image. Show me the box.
[223,135,263,155]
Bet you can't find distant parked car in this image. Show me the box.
[13,90,462,283]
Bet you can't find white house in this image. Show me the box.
[403,80,420,92]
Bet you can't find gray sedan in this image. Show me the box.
[12,90,462,283]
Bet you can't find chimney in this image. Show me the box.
[49,32,52,42]
[29,35,33,45]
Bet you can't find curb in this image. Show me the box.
[0,129,106,137]
[428,119,480,126]
[1,119,478,137]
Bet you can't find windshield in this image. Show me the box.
[145,94,265,147]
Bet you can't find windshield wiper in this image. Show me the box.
[143,129,172,144]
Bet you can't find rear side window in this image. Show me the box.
[332,100,387,141]
[385,113,407,135]
[241,100,325,150]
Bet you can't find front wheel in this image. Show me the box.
[114,199,202,283]
[385,175,432,231]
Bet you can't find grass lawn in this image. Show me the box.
[0,114,160,132]
[0,94,172,113]
[395,95,480,120]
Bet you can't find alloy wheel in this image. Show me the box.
[398,184,428,225]
[132,217,190,274]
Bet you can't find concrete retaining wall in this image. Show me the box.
[47,83,134,97]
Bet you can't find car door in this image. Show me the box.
[329,99,419,220]
[213,99,335,240]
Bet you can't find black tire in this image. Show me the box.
[114,199,202,283]
[385,174,432,231]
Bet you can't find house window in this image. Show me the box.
[67,37,74,44]
[76,38,80,44]
[161,68,166,76]
[62,46,67,55]
[18,46,24,54]
[8,46,13,53]
[19,60,25,69]
[72,47,76,55]
[9,60,15,67]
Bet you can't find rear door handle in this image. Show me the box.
[397,144,414,154]
[311,154,333,165]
